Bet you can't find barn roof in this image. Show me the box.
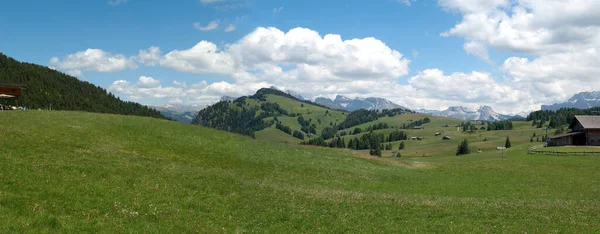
[549,131,584,139]
[570,115,600,129]
[0,83,26,88]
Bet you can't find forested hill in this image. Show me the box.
[0,53,166,119]
[192,88,411,140]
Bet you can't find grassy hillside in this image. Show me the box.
[1,111,599,232]
[0,53,166,119]
[335,113,548,157]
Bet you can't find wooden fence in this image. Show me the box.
[528,144,600,156]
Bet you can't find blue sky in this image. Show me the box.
[1,0,599,114]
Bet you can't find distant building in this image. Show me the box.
[435,132,441,136]
[413,126,422,129]
[0,83,25,97]
[442,136,451,140]
[548,115,600,146]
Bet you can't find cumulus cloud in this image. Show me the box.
[501,48,600,102]
[159,41,237,74]
[93,20,594,114]
[104,27,414,108]
[435,0,600,112]
[49,48,137,73]
[440,0,600,55]
[136,46,161,66]
[109,76,271,105]
[193,20,220,31]
[463,41,491,63]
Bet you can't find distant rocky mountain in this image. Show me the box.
[285,89,305,100]
[417,106,515,121]
[267,86,305,100]
[542,91,600,111]
[148,104,203,123]
[315,95,407,111]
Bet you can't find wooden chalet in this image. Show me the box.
[0,83,25,97]
[548,115,600,146]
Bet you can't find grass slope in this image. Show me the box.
[237,94,347,141]
[1,111,599,232]
[336,113,551,157]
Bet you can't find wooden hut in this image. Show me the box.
[548,115,600,146]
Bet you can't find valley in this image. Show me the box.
[1,111,598,232]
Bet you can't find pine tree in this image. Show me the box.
[505,137,511,148]
[530,137,534,142]
[399,141,405,150]
[456,139,470,156]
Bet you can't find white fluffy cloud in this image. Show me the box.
[153,26,409,89]
[440,0,600,55]
[136,46,161,66]
[92,15,596,114]
[435,0,600,112]
[502,48,600,102]
[105,27,413,108]
[159,41,237,74]
[109,76,271,105]
[49,49,137,73]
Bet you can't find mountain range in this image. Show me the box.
[417,106,515,121]
[542,91,600,111]
[315,95,408,111]
[148,104,203,123]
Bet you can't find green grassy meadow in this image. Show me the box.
[1,111,599,232]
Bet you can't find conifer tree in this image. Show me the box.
[456,139,470,156]
[505,137,512,148]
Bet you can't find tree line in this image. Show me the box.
[0,53,166,119]
[302,130,409,156]
[527,107,600,129]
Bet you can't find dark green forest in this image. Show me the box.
[192,101,272,138]
[0,53,166,119]
[527,107,600,129]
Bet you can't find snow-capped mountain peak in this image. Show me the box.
[417,105,514,121]
[316,95,408,111]
[153,103,204,113]
[542,91,600,111]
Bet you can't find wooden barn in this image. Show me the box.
[0,83,25,97]
[548,115,600,146]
